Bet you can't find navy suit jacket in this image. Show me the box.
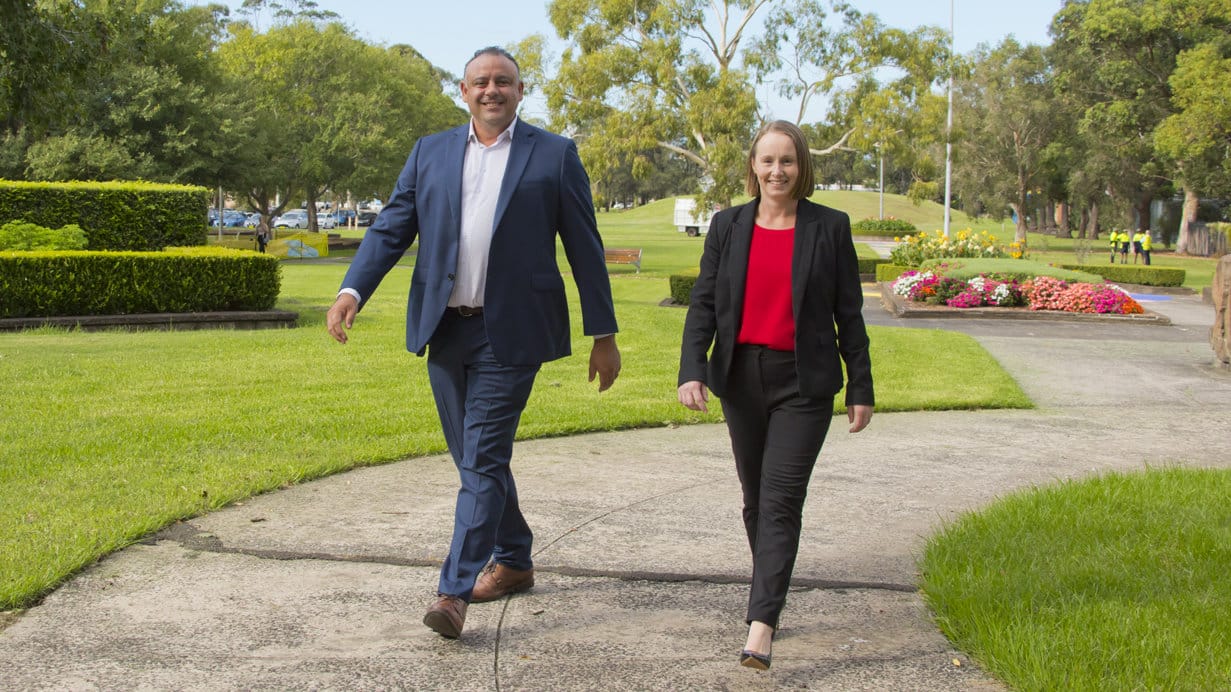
[678,198,874,406]
[342,121,618,365]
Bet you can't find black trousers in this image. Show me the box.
[720,345,834,629]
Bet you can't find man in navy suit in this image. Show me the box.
[326,46,621,639]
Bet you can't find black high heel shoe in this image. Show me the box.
[739,649,771,670]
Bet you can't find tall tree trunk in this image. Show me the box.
[1057,202,1070,237]
[1175,184,1199,255]
[1087,201,1100,240]
[1134,193,1153,234]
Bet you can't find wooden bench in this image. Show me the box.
[604,247,642,273]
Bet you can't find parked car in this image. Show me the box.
[273,209,310,229]
[209,209,248,227]
[335,209,357,226]
[244,212,262,228]
[356,210,378,226]
[317,211,338,229]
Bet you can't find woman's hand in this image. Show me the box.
[847,404,873,433]
[678,381,710,413]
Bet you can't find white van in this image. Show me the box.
[674,197,717,236]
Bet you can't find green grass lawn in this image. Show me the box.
[922,467,1231,690]
[0,254,1029,611]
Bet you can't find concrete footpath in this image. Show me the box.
[2,294,1230,691]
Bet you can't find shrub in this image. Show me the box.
[852,217,916,234]
[889,228,1023,266]
[0,179,208,251]
[0,220,87,250]
[669,268,700,305]
[1054,264,1185,287]
[857,257,889,274]
[925,258,1103,284]
[0,247,281,318]
[876,263,912,283]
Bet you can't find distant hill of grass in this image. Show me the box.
[599,191,975,236]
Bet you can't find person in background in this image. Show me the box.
[677,120,874,671]
[1136,229,1153,265]
[326,46,621,640]
[1119,229,1131,264]
[1132,229,1145,264]
[1110,230,1120,263]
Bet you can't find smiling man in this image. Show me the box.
[326,46,621,639]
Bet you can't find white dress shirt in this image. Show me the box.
[449,118,515,307]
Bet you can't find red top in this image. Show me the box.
[737,224,796,351]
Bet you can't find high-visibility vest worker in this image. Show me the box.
[1139,232,1152,251]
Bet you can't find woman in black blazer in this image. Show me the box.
[678,120,874,670]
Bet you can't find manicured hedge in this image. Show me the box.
[925,259,1103,284]
[0,220,87,250]
[669,268,700,305]
[1055,263,1186,287]
[851,218,916,234]
[858,257,890,274]
[876,263,912,283]
[0,247,281,318]
[0,180,209,251]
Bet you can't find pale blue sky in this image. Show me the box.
[206,0,1062,120]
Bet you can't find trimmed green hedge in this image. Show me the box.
[1055,263,1186,287]
[852,218,916,234]
[877,263,912,283]
[669,268,700,305]
[858,257,890,274]
[0,247,281,318]
[0,180,209,251]
[924,259,1103,284]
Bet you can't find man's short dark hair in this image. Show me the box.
[465,47,520,77]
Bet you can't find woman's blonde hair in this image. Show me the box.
[745,120,815,200]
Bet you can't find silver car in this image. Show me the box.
[273,209,310,229]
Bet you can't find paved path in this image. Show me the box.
[2,295,1229,691]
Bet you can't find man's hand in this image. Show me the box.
[588,335,621,391]
[847,404,873,433]
[326,293,359,344]
[677,380,709,413]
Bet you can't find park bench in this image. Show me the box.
[604,247,642,273]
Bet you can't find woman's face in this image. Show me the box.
[752,131,798,201]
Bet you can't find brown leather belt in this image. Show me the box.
[454,305,483,317]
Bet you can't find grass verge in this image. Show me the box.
[921,467,1231,690]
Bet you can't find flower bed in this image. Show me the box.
[892,270,1144,315]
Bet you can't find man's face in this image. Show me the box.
[460,53,524,135]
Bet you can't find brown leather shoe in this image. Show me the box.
[470,563,535,603]
[423,595,467,639]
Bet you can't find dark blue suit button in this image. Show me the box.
[447,273,455,280]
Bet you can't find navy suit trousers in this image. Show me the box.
[426,311,540,600]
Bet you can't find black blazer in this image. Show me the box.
[678,198,874,406]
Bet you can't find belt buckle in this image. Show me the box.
[457,305,482,317]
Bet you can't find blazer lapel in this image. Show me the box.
[493,122,535,232]
[445,126,468,234]
[727,200,756,333]
[792,200,821,319]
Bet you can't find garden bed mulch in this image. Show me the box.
[878,283,1172,325]
[0,310,299,333]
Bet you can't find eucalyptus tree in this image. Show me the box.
[1050,0,1230,247]
[218,19,464,230]
[952,39,1055,242]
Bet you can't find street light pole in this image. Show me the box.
[878,142,884,220]
[942,0,954,238]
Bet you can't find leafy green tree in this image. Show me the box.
[1154,33,1231,251]
[952,39,1055,242]
[217,19,464,230]
[16,0,236,184]
[1050,0,1230,242]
